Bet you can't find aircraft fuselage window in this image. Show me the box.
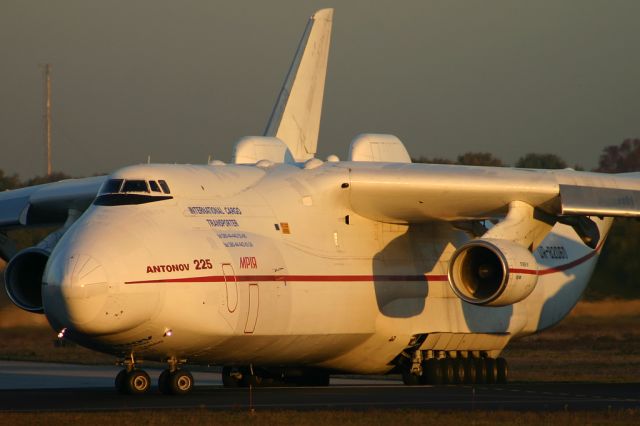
[158,180,171,194]
[149,181,161,192]
[101,179,124,194]
[122,180,149,193]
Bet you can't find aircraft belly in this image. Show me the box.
[187,334,373,366]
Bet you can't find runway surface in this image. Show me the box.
[0,361,638,412]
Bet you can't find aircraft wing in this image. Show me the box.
[347,163,640,222]
[0,176,106,228]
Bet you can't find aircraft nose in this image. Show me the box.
[43,252,110,332]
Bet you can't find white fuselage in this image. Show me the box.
[41,162,610,374]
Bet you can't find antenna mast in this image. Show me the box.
[42,64,52,176]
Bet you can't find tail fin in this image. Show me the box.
[264,8,333,162]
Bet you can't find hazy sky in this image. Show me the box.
[1,0,639,178]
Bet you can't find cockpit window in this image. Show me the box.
[158,180,171,194]
[101,179,124,194]
[94,178,173,206]
[122,180,149,193]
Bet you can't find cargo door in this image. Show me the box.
[244,283,259,334]
[222,263,238,312]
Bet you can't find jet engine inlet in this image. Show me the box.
[5,248,49,313]
[448,239,538,307]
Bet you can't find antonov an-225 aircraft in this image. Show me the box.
[2,9,639,395]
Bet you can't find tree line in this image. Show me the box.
[412,151,574,169]
[2,138,640,299]
[0,171,71,192]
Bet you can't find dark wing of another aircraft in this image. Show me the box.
[0,176,105,260]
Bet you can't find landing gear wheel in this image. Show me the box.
[485,358,498,384]
[402,369,421,386]
[463,358,476,384]
[474,358,487,384]
[158,369,171,394]
[452,358,466,384]
[169,370,194,395]
[423,358,442,385]
[222,366,243,388]
[126,369,151,394]
[440,358,455,384]
[115,369,128,394]
[496,357,508,384]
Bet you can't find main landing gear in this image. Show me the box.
[115,356,194,395]
[402,355,508,386]
[222,365,331,387]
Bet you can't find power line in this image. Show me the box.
[41,64,52,176]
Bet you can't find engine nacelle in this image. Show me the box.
[4,247,50,313]
[448,238,538,307]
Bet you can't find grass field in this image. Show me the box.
[504,300,640,383]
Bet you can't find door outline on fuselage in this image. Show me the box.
[222,263,238,313]
[244,283,259,334]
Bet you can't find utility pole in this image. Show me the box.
[42,64,52,176]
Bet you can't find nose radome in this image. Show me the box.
[44,253,109,328]
[62,254,108,296]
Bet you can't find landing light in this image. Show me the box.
[57,328,67,339]
[163,328,173,338]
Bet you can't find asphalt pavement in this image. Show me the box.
[0,361,637,412]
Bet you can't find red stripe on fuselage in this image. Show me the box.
[509,240,604,276]
[125,241,605,285]
[125,274,450,285]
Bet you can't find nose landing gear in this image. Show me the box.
[115,367,151,395]
[158,368,194,395]
[114,355,194,395]
[158,356,194,395]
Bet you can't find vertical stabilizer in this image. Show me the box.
[264,8,333,162]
